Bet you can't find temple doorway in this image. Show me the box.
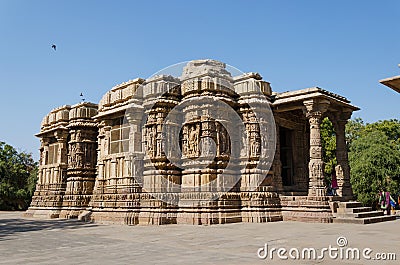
[280,127,294,186]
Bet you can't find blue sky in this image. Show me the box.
[0,0,399,160]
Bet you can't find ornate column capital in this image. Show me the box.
[98,120,109,138]
[125,108,143,123]
[328,109,352,136]
[303,98,330,120]
[55,130,69,142]
[332,107,352,123]
[99,119,112,135]
[99,119,112,128]
[41,137,51,146]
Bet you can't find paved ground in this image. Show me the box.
[0,212,399,265]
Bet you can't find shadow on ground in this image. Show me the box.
[0,217,98,240]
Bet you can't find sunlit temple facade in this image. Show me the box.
[26,59,365,224]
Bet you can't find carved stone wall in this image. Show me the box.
[26,59,358,224]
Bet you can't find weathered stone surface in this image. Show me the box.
[26,59,363,224]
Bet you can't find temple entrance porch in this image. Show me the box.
[272,88,358,222]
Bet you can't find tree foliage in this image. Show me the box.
[346,119,400,207]
[0,141,38,210]
[320,117,336,179]
[320,118,400,207]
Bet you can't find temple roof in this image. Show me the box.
[272,87,359,112]
[379,75,400,93]
[379,64,400,93]
[37,102,98,137]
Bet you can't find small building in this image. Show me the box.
[26,59,362,224]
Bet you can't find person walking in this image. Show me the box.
[331,174,338,196]
[379,190,396,215]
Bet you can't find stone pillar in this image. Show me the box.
[39,138,50,184]
[303,99,330,197]
[94,121,107,194]
[294,127,308,191]
[42,137,50,169]
[55,130,68,184]
[55,131,68,163]
[333,110,353,198]
[126,110,143,154]
[272,123,283,191]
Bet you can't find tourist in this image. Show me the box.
[397,193,400,209]
[379,191,396,215]
[331,174,338,196]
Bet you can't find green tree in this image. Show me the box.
[0,141,38,210]
[320,117,336,179]
[365,119,400,145]
[347,119,400,207]
[345,117,365,149]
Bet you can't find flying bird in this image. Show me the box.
[80,93,85,102]
[51,44,56,51]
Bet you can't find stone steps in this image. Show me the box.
[333,215,396,224]
[333,201,396,224]
[355,211,383,218]
[340,201,362,208]
[352,207,372,213]
[337,210,383,219]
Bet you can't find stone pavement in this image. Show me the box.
[0,212,399,265]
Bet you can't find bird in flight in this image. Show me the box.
[51,44,56,51]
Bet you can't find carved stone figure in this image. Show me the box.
[188,125,199,156]
[250,137,260,157]
[219,127,228,154]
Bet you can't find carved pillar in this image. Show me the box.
[103,120,112,156]
[333,110,353,197]
[39,138,50,184]
[126,110,143,154]
[294,127,307,191]
[272,122,283,191]
[303,99,330,197]
[55,130,68,184]
[42,137,50,168]
[55,131,68,164]
[95,121,106,189]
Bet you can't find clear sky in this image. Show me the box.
[0,0,399,160]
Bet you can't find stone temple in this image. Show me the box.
[26,59,366,224]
